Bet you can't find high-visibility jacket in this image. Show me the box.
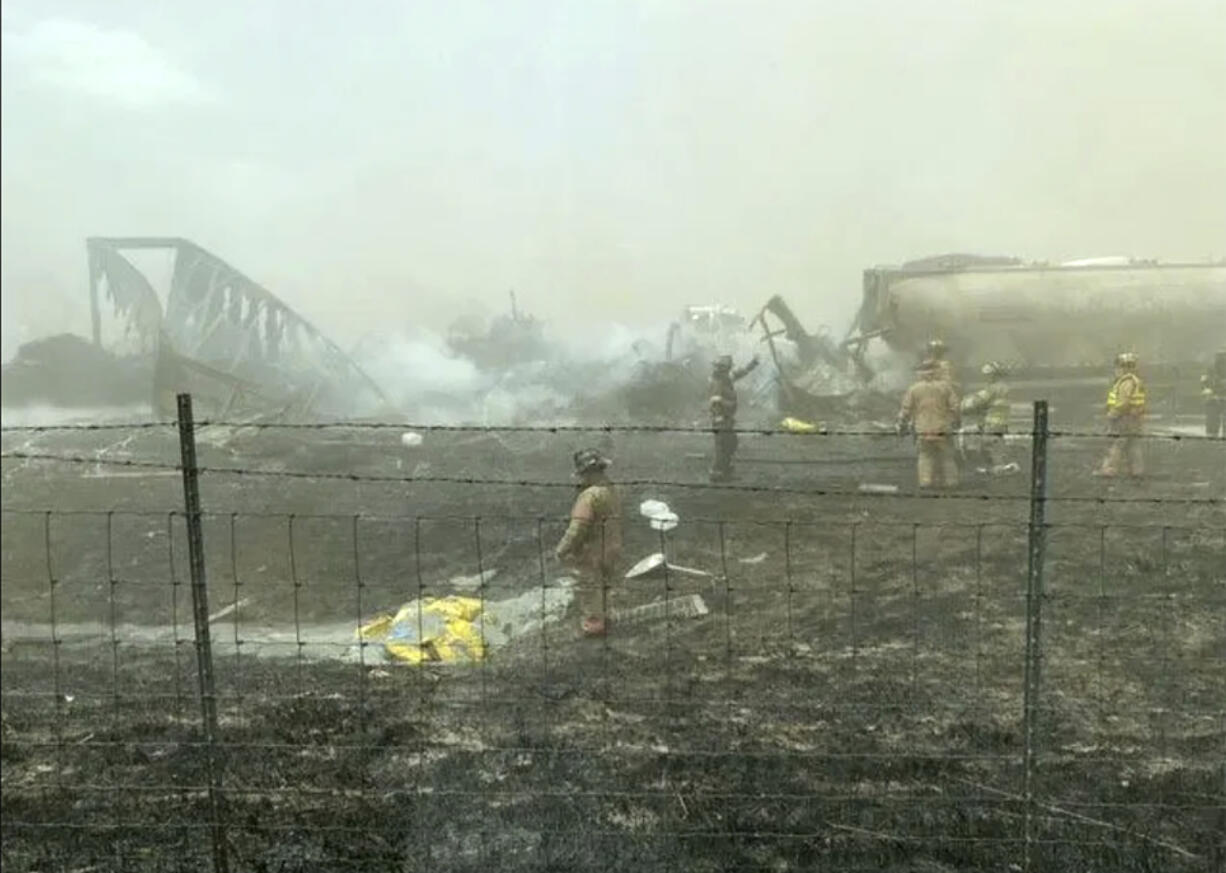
[985,386,1011,430]
[963,382,1010,431]
[1106,373,1146,418]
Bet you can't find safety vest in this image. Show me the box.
[967,384,1010,430]
[984,384,1011,430]
[1107,373,1146,415]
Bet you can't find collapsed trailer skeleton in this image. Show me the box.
[86,237,388,420]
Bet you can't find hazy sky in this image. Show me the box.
[2,0,1224,359]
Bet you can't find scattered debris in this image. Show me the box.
[207,597,252,625]
[858,483,900,494]
[612,594,709,625]
[978,462,1021,476]
[447,568,498,593]
[625,553,712,580]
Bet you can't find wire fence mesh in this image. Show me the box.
[2,406,1224,872]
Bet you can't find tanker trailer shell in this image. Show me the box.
[859,263,1226,370]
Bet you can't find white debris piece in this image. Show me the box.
[649,512,679,532]
[858,483,899,494]
[612,595,709,625]
[401,431,424,448]
[448,568,498,592]
[625,553,711,580]
[1061,256,1132,267]
[639,499,679,532]
[640,499,668,517]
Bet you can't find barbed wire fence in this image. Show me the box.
[1,395,1224,872]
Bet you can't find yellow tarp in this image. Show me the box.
[357,596,487,664]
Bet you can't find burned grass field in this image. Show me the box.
[2,425,1224,871]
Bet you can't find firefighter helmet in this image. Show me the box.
[572,448,610,474]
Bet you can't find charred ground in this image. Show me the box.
[2,424,1224,871]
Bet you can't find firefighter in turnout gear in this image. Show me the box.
[960,361,1011,472]
[555,449,623,637]
[898,360,961,488]
[1201,351,1226,438]
[708,354,760,482]
[1096,352,1147,478]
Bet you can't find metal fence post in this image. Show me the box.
[176,393,230,873]
[1022,400,1049,873]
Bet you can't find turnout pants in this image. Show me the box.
[978,427,1009,468]
[711,427,738,479]
[575,566,614,623]
[1207,398,1224,439]
[917,437,959,488]
[1099,433,1144,477]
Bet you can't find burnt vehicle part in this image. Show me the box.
[446,291,550,371]
[750,295,887,421]
[664,304,748,365]
[88,237,389,418]
[1,334,149,408]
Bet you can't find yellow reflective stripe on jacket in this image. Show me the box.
[985,402,1010,428]
[1106,375,1146,413]
[970,387,1010,431]
[985,385,1010,428]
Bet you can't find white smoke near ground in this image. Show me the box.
[862,338,918,394]
[356,327,482,396]
[351,327,487,423]
[351,317,775,426]
[350,322,641,425]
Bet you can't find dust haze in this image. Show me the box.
[2,0,1225,359]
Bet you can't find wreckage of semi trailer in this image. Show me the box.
[83,237,389,420]
[749,295,895,422]
[847,256,1226,420]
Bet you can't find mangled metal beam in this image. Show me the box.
[87,237,389,417]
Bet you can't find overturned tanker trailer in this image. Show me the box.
[848,256,1226,421]
[86,237,390,420]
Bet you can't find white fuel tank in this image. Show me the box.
[859,261,1226,369]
